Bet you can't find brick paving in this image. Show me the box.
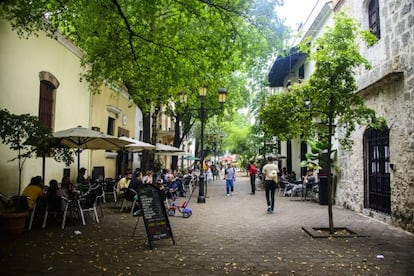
[1,172,413,275]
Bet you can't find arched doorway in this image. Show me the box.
[363,127,391,214]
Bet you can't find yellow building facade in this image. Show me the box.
[90,84,136,179]
[0,19,137,195]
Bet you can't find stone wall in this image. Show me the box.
[336,0,414,233]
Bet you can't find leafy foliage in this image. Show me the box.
[258,12,386,233]
[0,1,288,168]
[259,13,385,148]
[0,0,287,108]
[0,109,75,194]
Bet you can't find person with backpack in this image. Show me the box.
[248,160,258,195]
[262,157,279,213]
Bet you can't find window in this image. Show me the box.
[368,0,380,39]
[38,71,59,130]
[107,117,115,136]
[38,80,55,130]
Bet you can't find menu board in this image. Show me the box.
[138,184,175,249]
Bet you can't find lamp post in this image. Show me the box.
[197,87,227,203]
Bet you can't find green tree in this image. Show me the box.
[0,109,74,194]
[1,0,287,170]
[259,13,385,234]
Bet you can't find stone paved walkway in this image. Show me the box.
[1,173,413,275]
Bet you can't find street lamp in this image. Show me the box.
[197,87,227,203]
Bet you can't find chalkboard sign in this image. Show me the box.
[137,184,175,249]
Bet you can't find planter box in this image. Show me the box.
[0,210,29,235]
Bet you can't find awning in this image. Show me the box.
[268,47,307,87]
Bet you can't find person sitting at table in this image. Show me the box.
[117,170,132,194]
[128,172,143,214]
[164,173,186,201]
[77,167,90,193]
[128,171,143,193]
[76,167,90,185]
[142,170,153,184]
[22,176,44,210]
[46,179,68,212]
[61,175,74,192]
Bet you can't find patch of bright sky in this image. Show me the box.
[276,0,319,33]
[241,1,320,122]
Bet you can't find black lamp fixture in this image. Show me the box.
[197,87,227,203]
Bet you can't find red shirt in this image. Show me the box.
[249,164,257,176]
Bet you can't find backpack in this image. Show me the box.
[269,170,279,185]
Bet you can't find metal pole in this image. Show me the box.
[197,97,206,203]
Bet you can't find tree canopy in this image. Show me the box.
[259,12,384,148]
[1,0,287,112]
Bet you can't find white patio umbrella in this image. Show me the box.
[120,136,156,152]
[155,143,185,155]
[53,126,131,177]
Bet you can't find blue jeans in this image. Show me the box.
[226,179,234,194]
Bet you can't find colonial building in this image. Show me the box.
[0,19,141,195]
[268,0,334,178]
[334,0,414,233]
[268,0,413,233]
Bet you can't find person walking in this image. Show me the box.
[248,160,258,195]
[224,164,236,197]
[262,157,279,213]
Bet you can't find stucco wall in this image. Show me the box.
[0,20,91,195]
[91,85,136,179]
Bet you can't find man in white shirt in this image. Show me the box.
[262,157,279,213]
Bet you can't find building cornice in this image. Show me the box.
[357,71,404,96]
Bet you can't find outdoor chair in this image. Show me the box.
[77,184,102,225]
[28,200,39,230]
[42,196,74,229]
[182,176,193,194]
[119,188,138,214]
[103,178,117,203]
[278,180,289,196]
[28,197,48,230]
[303,182,318,201]
[289,183,305,199]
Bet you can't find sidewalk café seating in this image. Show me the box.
[285,180,305,199]
[42,195,78,229]
[119,188,138,214]
[278,180,289,196]
[183,175,198,194]
[102,178,117,203]
[77,184,102,225]
[303,182,319,201]
[28,198,46,230]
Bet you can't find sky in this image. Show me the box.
[275,0,320,31]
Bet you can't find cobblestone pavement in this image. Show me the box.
[1,173,413,275]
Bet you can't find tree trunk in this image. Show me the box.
[141,112,152,172]
[150,107,160,171]
[18,148,22,195]
[171,115,181,171]
[327,95,335,234]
